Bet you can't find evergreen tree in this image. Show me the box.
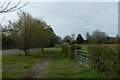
[76,34,84,44]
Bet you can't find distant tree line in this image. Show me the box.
[2,11,61,55]
[62,30,119,44]
[86,30,118,44]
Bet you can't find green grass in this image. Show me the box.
[80,45,89,52]
[44,47,62,52]
[3,47,104,78]
[40,49,103,78]
[80,44,116,52]
[2,49,51,78]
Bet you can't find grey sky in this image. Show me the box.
[0,2,118,39]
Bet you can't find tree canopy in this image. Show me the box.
[2,11,60,55]
[76,34,84,44]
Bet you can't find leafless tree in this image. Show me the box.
[0,0,28,13]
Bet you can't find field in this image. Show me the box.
[2,47,104,78]
[80,44,117,52]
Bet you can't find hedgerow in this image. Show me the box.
[62,43,69,56]
[62,43,81,59]
[88,44,119,78]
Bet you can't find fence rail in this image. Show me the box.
[74,50,90,68]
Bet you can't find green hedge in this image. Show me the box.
[62,43,81,59]
[62,43,69,56]
[88,44,119,78]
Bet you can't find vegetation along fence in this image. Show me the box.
[74,50,90,68]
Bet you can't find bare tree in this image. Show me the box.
[0,0,28,13]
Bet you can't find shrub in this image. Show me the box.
[88,44,119,78]
[62,43,69,56]
[68,44,81,59]
[68,45,77,59]
[62,43,81,59]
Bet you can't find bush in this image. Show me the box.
[68,44,81,59]
[88,44,119,78]
[62,43,69,56]
[62,43,81,59]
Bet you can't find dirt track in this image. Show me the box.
[22,54,53,78]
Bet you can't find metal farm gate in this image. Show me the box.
[74,50,90,68]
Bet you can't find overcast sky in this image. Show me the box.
[0,2,118,39]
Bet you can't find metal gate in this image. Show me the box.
[74,50,90,68]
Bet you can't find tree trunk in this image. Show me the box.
[41,41,44,51]
[27,48,30,53]
[42,47,44,51]
[24,49,27,55]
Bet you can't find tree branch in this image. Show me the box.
[0,0,6,8]
[0,0,28,13]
